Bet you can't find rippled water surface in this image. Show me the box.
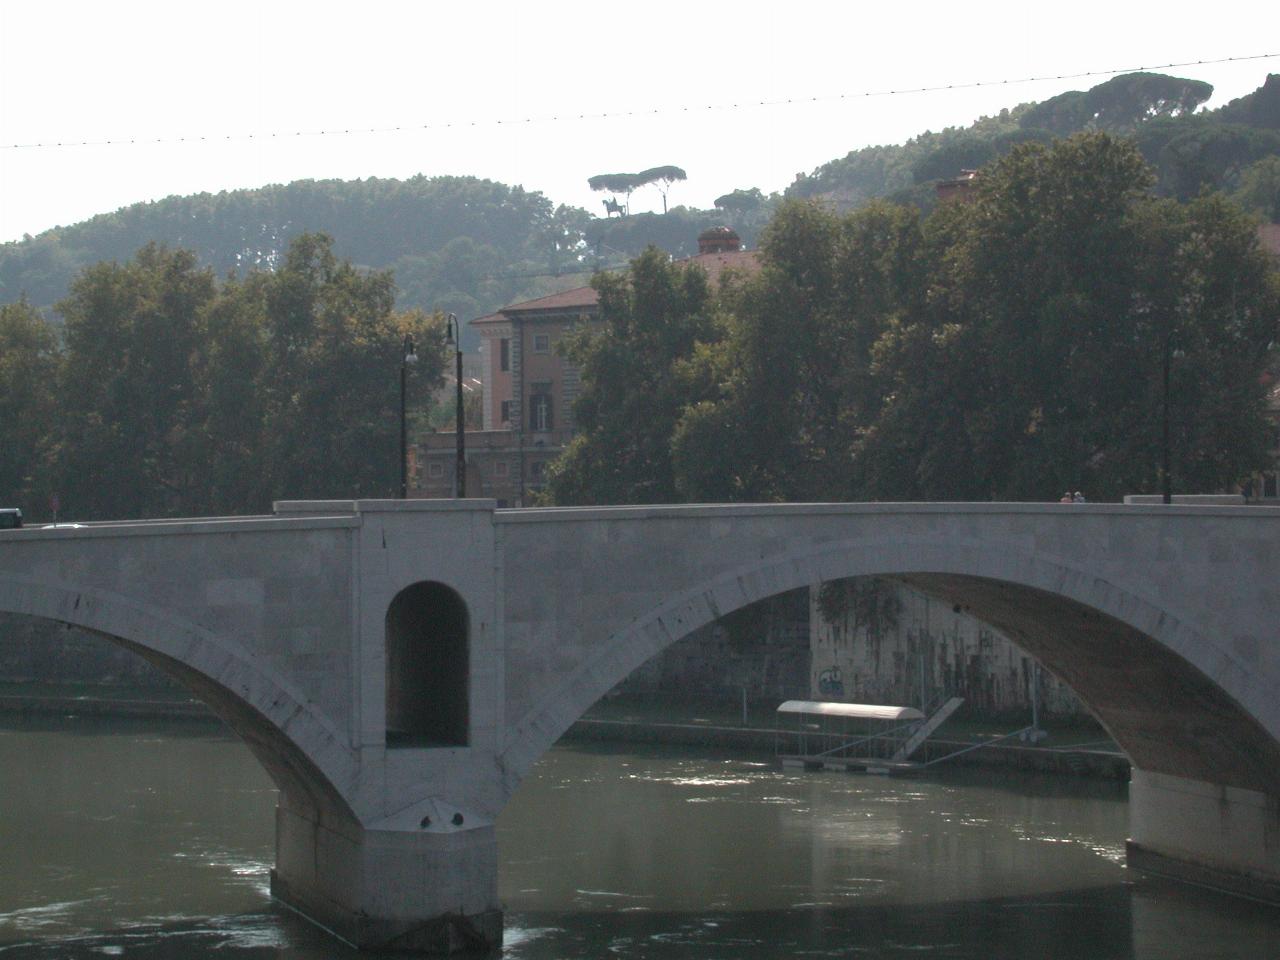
[2,716,1278,958]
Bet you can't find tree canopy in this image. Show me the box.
[714,188,765,215]
[1234,155,1280,221]
[1017,72,1213,136]
[553,134,1280,509]
[545,247,716,505]
[2,70,1274,345]
[0,300,59,508]
[3,233,446,521]
[790,72,1280,216]
[857,135,1278,501]
[0,176,594,345]
[588,166,688,213]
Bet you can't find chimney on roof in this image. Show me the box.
[697,226,742,254]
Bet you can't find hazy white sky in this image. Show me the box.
[0,1,1277,243]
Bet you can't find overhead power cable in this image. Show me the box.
[2,53,1276,151]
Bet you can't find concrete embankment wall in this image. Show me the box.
[564,716,1130,780]
[0,695,1129,781]
[0,694,214,721]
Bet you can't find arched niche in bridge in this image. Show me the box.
[385,581,469,748]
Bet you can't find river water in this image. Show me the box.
[1,716,1278,958]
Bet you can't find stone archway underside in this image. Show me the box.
[0,581,359,830]
[895,574,1280,795]
[107,633,356,825]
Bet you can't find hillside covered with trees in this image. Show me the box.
[4,71,1274,337]
[0,176,771,334]
[549,134,1280,507]
[3,73,1279,522]
[789,73,1280,217]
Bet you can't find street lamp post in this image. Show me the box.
[399,333,418,499]
[445,314,466,497]
[1161,335,1172,505]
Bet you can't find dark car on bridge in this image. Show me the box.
[0,508,21,529]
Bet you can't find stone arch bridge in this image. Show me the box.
[2,499,1278,953]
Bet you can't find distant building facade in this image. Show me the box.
[415,228,759,504]
[936,169,980,203]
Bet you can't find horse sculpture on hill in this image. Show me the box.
[602,197,626,218]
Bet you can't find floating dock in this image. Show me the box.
[776,697,967,775]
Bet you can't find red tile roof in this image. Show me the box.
[470,285,599,326]
[686,248,759,286]
[471,246,761,328]
[499,286,601,314]
[1260,223,1280,259]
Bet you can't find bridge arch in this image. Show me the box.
[502,534,1280,797]
[0,574,357,825]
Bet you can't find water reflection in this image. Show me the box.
[498,744,1129,916]
[1,718,1277,958]
[507,887,1138,959]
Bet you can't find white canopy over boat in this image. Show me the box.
[776,700,925,722]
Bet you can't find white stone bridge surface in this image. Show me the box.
[2,499,1280,953]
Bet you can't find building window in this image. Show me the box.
[495,460,509,477]
[428,461,443,478]
[500,400,512,424]
[530,393,553,432]
[530,460,546,482]
[500,338,510,372]
[533,333,551,353]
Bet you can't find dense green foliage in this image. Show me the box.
[2,72,1273,347]
[2,233,445,521]
[585,206,769,260]
[789,109,1049,212]
[857,137,1278,501]
[1234,155,1280,221]
[0,176,593,326]
[552,134,1280,507]
[0,300,59,506]
[672,199,928,501]
[1017,73,1213,136]
[791,72,1280,213]
[546,248,718,504]
[0,175,767,337]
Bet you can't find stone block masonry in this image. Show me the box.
[3,498,1280,952]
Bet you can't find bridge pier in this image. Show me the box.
[1128,769,1280,904]
[270,797,502,954]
